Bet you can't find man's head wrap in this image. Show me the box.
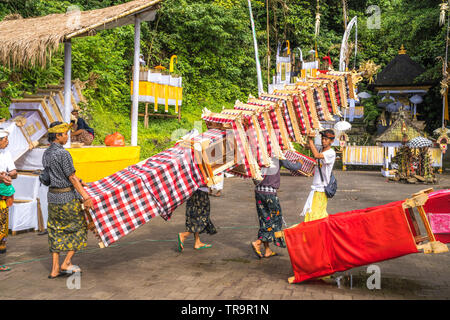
[48,123,73,134]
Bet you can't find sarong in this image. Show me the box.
[72,130,94,146]
[185,190,217,235]
[47,199,88,253]
[255,192,286,248]
[0,200,8,254]
[301,188,328,222]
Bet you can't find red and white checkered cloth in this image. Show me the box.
[334,81,342,107]
[85,146,205,247]
[248,102,285,149]
[192,129,227,144]
[220,111,264,168]
[284,150,317,177]
[313,89,326,121]
[233,105,273,158]
[322,86,334,114]
[130,146,206,220]
[85,169,164,247]
[260,96,296,141]
[202,115,253,178]
[290,94,307,135]
[301,91,314,128]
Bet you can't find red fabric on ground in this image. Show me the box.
[284,201,418,283]
[436,234,450,243]
[424,189,450,214]
[424,189,450,243]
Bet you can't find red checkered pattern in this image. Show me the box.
[322,87,333,114]
[244,120,263,167]
[234,104,273,158]
[192,129,227,144]
[313,89,326,121]
[334,81,342,107]
[269,109,284,149]
[302,92,314,127]
[256,113,273,156]
[230,121,252,178]
[84,146,206,247]
[202,115,253,178]
[131,146,206,221]
[248,102,284,149]
[290,94,307,135]
[261,96,295,141]
[220,111,264,167]
[284,150,317,177]
[344,77,350,99]
[85,169,164,247]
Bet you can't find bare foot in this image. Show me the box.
[251,241,263,258]
[194,242,212,250]
[61,262,81,273]
[49,268,60,278]
[264,248,273,258]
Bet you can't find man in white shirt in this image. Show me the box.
[0,129,17,271]
[301,129,336,222]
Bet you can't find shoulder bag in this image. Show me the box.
[318,159,337,198]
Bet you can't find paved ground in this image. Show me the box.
[0,169,449,300]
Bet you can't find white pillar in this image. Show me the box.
[64,41,72,147]
[131,15,141,147]
[247,0,263,96]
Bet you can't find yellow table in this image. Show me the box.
[68,146,141,182]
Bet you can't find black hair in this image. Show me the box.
[48,121,63,142]
[320,129,335,140]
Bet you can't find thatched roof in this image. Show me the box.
[0,0,162,67]
[376,112,425,143]
[374,53,426,87]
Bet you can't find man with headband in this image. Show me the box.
[0,129,17,272]
[42,122,93,279]
[301,129,336,222]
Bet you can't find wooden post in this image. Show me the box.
[144,103,149,128]
[37,198,45,232]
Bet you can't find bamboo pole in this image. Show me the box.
[247,0,264,96]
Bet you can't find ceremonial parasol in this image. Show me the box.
[334,120,352,132]
[357,91,372,99]
[386,102,402,113]
[409,94,423,104]
[407,136,433,148]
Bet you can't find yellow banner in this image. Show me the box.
[68,146,141,182]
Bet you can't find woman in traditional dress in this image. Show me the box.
[70,109,94,146]
[177,186,217,251]
[0,130,17,272]
[301,129,336,222]
[251,157,303,258]
[43,122,94,279]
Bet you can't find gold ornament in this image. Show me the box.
[436,127,449,154]
[358,60,380,84]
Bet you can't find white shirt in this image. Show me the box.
[0,149,16,173]
[311,148,336,192]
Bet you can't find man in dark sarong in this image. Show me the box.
[43,122,94,279]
